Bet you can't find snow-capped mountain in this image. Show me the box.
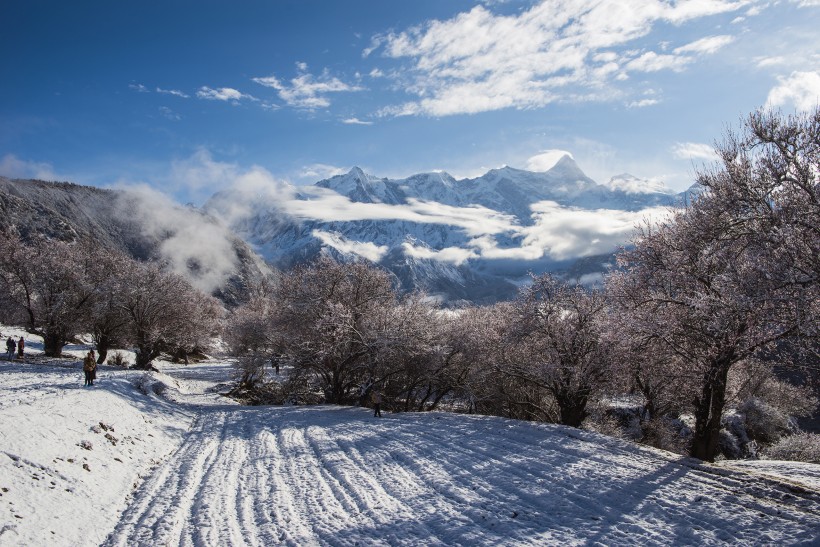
[205,155,683,304]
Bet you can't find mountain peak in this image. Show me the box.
[524,150,574,172]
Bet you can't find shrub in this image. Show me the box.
[763,433,820,463]
[107,351,130,368]
[740,397,795,445]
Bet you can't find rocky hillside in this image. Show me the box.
[0,177,270,306]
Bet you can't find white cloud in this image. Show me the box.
[300,163,349,181]
[756,56,787,68]
[116,185,239,294]
[159,106,181,121]
[672,142,719,161]
[525,150,573,172]
[626,98,660,108]
[196,86,257,103]
[168,149,241,204]
[129,83,149,93]
[157,87,190,98]
[373,0,748,117]
[401,242,478,265]
[253,63,363,109]
[766,71,820,111]
[674,35,734,55]
[0,154,60,181]
[342,117,374,125]
[313,230,389,262]
[518,201,673,261]
[625,51,692,72]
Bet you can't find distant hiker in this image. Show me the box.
[6,337,15,361]
[371,389,382,418]
[83,351,97,386]
[17,337,24,359]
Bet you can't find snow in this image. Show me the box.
[2,325,820,546]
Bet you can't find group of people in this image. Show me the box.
[5,336,24,360]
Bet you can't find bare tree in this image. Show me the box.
[609,108,819,461]
[507,275,609,427]
[118,262,221,370]
[0,234,105,356]
[274,257,398,404]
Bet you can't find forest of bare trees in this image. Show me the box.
[1,108,817,462]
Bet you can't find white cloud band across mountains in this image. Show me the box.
[204,161,675,268]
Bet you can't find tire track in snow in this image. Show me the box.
[104,406,820,546]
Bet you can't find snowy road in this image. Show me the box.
[2,340,819,547]
[104,402,820,546]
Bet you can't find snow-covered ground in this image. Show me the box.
[2,326,819,546]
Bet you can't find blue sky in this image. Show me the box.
[2,0,819,204]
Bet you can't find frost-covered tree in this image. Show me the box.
[450,303,546,420]
[0,234,107,356]
[508,275,609,427]
[274,257,398,404]
[118,263,221,370]
[609,108,819,461]
[372,294,463,411]
[224,284,282,389]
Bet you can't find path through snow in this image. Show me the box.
[1,331,819,546]
[105,392,820,545]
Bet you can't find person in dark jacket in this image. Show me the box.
[6,337,15,361]
[83,351,96,386]
[17,337,24,359]
[371,389,382,418]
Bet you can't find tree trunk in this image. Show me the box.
[690,357,732,461]
[95,334,111,365]
[556,392,588,427]
[134,343,158,370]
[43,329,65,358]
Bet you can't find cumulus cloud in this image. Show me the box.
[626,98,660,108]
[313,230,389,261]
[168,149,242,204]
[253,63,363,109]
[115,185,239,294]
[196,86,258,103]
[372,0,746,117]
[672,142,719,161]
[766,71,820,111]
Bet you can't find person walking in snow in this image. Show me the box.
[6,337,15,361]
[371,389,382,418]
[17,336,24,359]
[83,350,97,386]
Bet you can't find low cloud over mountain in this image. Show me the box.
[205,155,683,303]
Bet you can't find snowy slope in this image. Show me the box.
[2,325,819,546]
